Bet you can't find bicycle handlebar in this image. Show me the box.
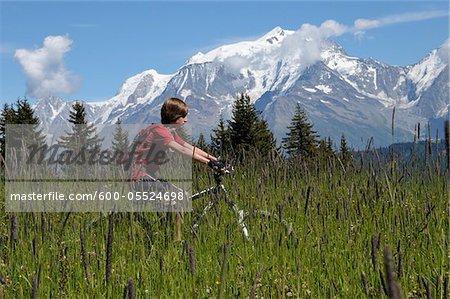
[217,164,233,175]
[210,159,234,176]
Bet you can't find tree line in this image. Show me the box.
[0,94,354,168]
[200,93,353,165]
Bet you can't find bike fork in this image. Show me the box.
[220,185,250,241]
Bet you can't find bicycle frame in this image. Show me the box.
[191,169,249,240]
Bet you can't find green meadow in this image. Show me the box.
[0,149,448,298]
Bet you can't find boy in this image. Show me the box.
[131,97,220,180]
[131,97,221,240]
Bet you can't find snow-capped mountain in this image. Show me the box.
[407,47,449,119]
[96,69,173,124]
[33,95,104,143]
[33,27,449,148]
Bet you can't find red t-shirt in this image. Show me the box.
[130,124,186,181]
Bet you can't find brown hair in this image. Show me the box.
[161,97,189,124]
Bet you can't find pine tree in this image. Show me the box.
[339,134,353,166]
[57,102,103,178]
[0,104,16,159]
[228,93,258,152]
[318,137,335,159]
[194,133,209,152]
[111,118,129,156]
[282,103,318,158]
[227,93,276,157]
[15,98,46,149]
[210,115,231,156]
[0,99,46,160]
[251,117,277,157]
[327,137,334,154]
[58,102,102,152]
[110,118,129,177]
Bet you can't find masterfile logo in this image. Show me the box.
[5,124,192,212]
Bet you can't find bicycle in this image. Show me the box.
[191,160,295,241]
[191,161,249,240]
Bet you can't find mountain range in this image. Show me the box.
[33,27,449,148]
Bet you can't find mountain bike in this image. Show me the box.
[191,161,295,241]
[191,162,249,240]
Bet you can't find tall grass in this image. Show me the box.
[0,145,448,297]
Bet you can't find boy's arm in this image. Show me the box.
[182,142,218,162]
[167,141,212,164]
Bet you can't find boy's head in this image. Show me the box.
[161,98,189,124]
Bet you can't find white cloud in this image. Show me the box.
[354,19,381,30]
[437,38,449,64]
[319,20,349,37]
[14,35,81,99]
[223,55,250,73]
[278,20,349,71]
[353,10,448,33]
[192,10,447,78]
[274,10,448,73]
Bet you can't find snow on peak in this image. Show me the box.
[95,69,173,123]
[258,26,290,44]
[33,95,68,125]
[186,52,207,64]
[38,95,65,105]
[324,41,345,54]
[89,100,109,107]
[321,42,360,76]
[437,38,450,64]
[407,46,447,95]
[185,26,295,66]
[113,69,172,101]
[182,26,300,101]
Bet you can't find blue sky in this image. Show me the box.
[1,1,448,104]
